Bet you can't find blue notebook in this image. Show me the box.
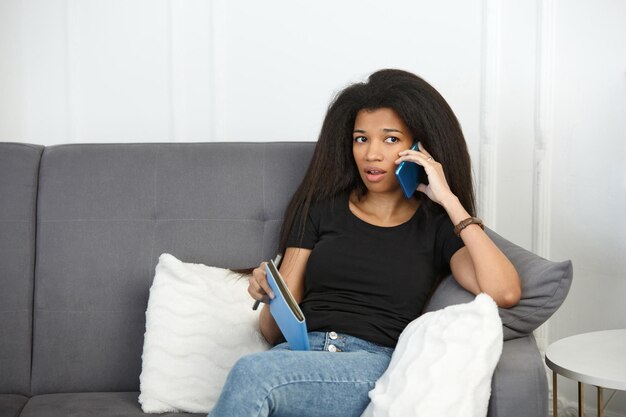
[265,259,310,351]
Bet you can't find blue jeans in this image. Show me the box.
[208,331,394,417]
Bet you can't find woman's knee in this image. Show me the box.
[227,352,268,386]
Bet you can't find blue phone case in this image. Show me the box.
[395,144,425,199]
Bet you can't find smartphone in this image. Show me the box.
[395,143,427,199]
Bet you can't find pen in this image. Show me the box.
[252,253,283,310]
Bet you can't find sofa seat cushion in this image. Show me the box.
[18,392,205,417]
[0,394,29,417]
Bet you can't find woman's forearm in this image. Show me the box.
[259,304,282,345]
[441,194,522,307]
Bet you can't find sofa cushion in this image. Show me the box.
[0,143,43,395]
[425,229,573,340]
[17,392,204,417]
[488,335,548,416]
[30,143,314,394]
[139,253,269,413]
[0,394,29,417]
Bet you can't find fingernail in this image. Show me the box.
[269,291,275,299]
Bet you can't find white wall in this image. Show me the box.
[1,0,625,415]
[547,1,626,415]
[1,0,484,147]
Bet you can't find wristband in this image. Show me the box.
[454,217,484,237]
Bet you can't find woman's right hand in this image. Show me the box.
[253,248,310,344]
[248,262,275,304]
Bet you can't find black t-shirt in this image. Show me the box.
[286,192,465,348]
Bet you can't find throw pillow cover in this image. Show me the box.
[138,253,270,413]
[361,293,503,417]
[425,228,573,340]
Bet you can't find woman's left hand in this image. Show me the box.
[395,142,455,206]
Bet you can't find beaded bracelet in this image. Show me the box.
[454,216,484,237]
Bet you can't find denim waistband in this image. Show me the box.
[273,331,394,356]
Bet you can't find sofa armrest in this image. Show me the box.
[489,334,548,417]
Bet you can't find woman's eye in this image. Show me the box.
[385,136,400,143]
[354,136,367,143]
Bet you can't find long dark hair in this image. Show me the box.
[278,69,475,254]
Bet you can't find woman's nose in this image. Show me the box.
[366,142,383,161]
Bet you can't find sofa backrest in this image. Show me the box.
[0,143,43,395]
[1,141,572,397]
[28,142,314,395]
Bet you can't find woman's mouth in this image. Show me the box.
[364,168,387,182]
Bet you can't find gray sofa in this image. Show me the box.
[0,141,572,417]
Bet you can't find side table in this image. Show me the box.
[545,329,626,417]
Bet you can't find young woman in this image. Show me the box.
[208,69,521,417]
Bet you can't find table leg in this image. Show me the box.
[578,382,584,417]
[553,371,558,417]
[597,387,604,417]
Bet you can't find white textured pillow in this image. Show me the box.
[361,293,503,417]
[138,253,270,413]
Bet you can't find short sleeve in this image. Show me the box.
[434,215,465,270]
[285,203,320,249]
